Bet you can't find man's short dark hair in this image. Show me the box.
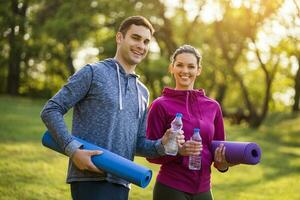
[118,16,155,36]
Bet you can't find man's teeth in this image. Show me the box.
[133,51,142,55]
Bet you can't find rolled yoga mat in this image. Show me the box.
[42,131,152,188]
[211,141,261,165]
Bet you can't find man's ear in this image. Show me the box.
[116,32,123,44]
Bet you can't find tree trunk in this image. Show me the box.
[215,83,227,107]
[6,0,27,95]
[292,55,300,112]
[7,23,21,95]
[233,69,258,120]
[249,43,279,128]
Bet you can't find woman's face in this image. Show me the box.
[170,53,201,90]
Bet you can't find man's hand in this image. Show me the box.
[71,149,104,174]
[178,140,202,156]
[161,129,185,146]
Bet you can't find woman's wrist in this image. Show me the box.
[214,162,229,172]
[217,166,229,172]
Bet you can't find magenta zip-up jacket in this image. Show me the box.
[146,87,225,194]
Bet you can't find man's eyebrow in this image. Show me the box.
[131,33,142,38]
[131,33,150,41]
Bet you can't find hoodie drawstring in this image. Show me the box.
[115,63,123,110]
[135,79,142,119]
[186,91,203,121]
[115,62,143,119]
[186,91,191,120]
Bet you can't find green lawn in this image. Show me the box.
[0,95,299,200]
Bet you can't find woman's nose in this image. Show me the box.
[181,66,189,73]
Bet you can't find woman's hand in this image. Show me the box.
[161,129,185,146]
[178,140,202,156]
[214,143,231,171]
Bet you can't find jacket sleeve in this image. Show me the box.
[135,108,165,158]
[146,100,183,164]
[213,103,225,141]
[40,65,93,157]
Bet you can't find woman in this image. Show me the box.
[146,45,232,200]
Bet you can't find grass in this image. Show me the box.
[0,95,300,199]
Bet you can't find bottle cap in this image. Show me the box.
[194,128,200,132]
[176,113,183,118]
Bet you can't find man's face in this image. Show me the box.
[116,24,152,66]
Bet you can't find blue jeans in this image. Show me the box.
[70,181,129,200]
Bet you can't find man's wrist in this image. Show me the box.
[65,140,83,157]
[155,138,166,156]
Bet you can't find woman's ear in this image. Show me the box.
[196,66,202,76]
[168,64,173,74]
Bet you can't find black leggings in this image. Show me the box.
[71,181,129,200]
[153,181,214,200]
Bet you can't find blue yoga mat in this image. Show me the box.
[42,131,152,188]
[211,140,261,165]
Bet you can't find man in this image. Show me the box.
[41,16,181,200]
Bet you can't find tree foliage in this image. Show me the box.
[0,0,299,128]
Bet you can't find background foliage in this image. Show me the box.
[1,0,300,127]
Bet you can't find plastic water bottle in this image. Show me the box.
[189,128,202,170]
[164,113,183,155]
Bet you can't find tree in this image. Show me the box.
[209,0,283,127]
[285,0,300,112]
[5,0,28,95]
[35,0,103,76]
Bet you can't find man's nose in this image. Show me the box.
[136,41,145,50]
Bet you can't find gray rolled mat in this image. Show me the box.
[42,131,152,188]
[211,141,261,165]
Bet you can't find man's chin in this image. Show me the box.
[131,57,144,65]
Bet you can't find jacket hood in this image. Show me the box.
[104,58,144,118]
[162,87,205,97]
[105,58,139,78]
[162,87,206,120]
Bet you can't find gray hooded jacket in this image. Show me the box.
[41,58,165,187]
